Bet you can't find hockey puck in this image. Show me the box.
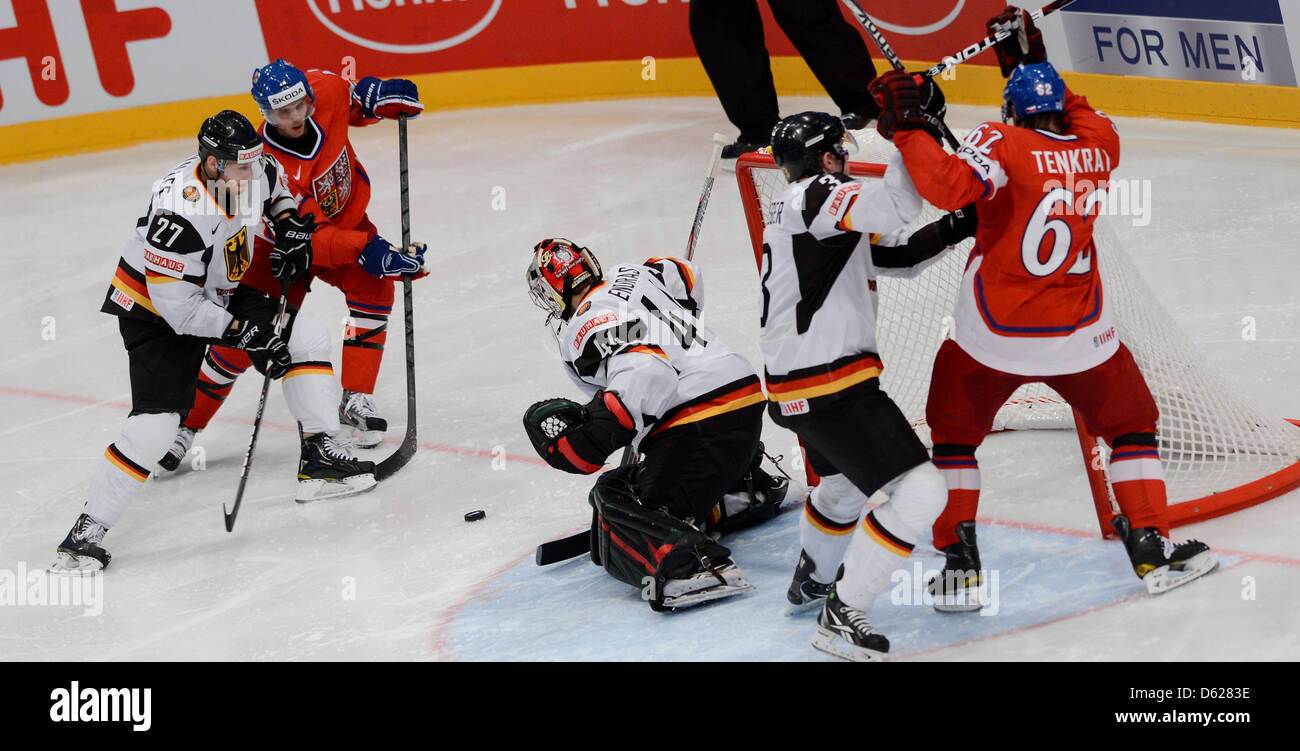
[464,510,486,522]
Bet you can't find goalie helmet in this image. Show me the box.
[769,111,857,182]
[526,238,603,323]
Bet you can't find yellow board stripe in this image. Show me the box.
[3,58,1296,165]
[104,447,149,483]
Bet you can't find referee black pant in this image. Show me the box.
[689,0,879,143]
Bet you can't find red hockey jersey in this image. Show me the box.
[257,69,381,270]
[896,90,1122,375]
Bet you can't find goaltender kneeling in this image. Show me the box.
[523,238,786,611]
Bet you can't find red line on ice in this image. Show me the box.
[0,383,548,466]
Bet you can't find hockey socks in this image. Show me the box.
[798,473,869,585]
[834,464,946,613]
[86,412,179,528]
[341,300,389,394]
[930,443,981,550]
[1108,432,1169,535]
[185,345,251,431]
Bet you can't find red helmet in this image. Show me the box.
[526,238,602,322]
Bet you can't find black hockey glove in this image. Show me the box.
[523,391,637,475]
[870,71,946,144]
[988,6,1047,78]
[223,318,291,379]
[271,211,315,284]
[940,203,978,246]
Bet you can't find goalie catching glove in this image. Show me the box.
[523,390,637,474]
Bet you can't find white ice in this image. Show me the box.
[1,97,1297,660]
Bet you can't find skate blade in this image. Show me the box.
[811,627,886,662]
[927,575,985,613]
[1143,552,1220,595]
[295,474,378,503]
[661,582,755,610]
[351,430,383,450]
[784,595,828,617]
[47,552,105,576]
[932,589,984,613]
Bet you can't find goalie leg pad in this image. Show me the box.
[589,469,748,610]
[713,441,790,534]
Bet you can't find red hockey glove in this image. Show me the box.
[870,71,946,144]
[988,5,1047,77]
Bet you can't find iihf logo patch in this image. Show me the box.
[779,399,809,416]
[183,186,198,201]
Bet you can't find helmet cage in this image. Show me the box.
[526,239,602,324]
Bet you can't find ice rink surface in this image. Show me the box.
[1,96,1298,661]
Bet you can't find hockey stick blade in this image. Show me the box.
[535,530,590,566]
[924,0,1078,79]
[375,113,418,482]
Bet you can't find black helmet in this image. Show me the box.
[770,112,855,181]
[197,110,263,167]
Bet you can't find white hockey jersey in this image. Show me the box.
[759,152,923,409]
[101,155,297,338]
[557,258,763,450]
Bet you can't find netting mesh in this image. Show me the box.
[742,128,1300,506]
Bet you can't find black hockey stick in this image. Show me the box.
[535,529,589,566]
[922,0,1077,79]
[374,113,417,481]
[223,279,291,532]
[535,134,729,566]
[838,0,962,151]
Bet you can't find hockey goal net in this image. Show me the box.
[736,130,1300,537]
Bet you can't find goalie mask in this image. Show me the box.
[526,238,603,323]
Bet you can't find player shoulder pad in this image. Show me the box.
[801,171,861,229]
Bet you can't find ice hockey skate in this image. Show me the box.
[657,556,754,611]
[340,390,388,449]
[1112,515,1218,595]
[926,520,985,613]
[158,426,197,472]
[49,513,111,575]
[296,432,377,503]
[812,585,890,662]
[786,549,836,614]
